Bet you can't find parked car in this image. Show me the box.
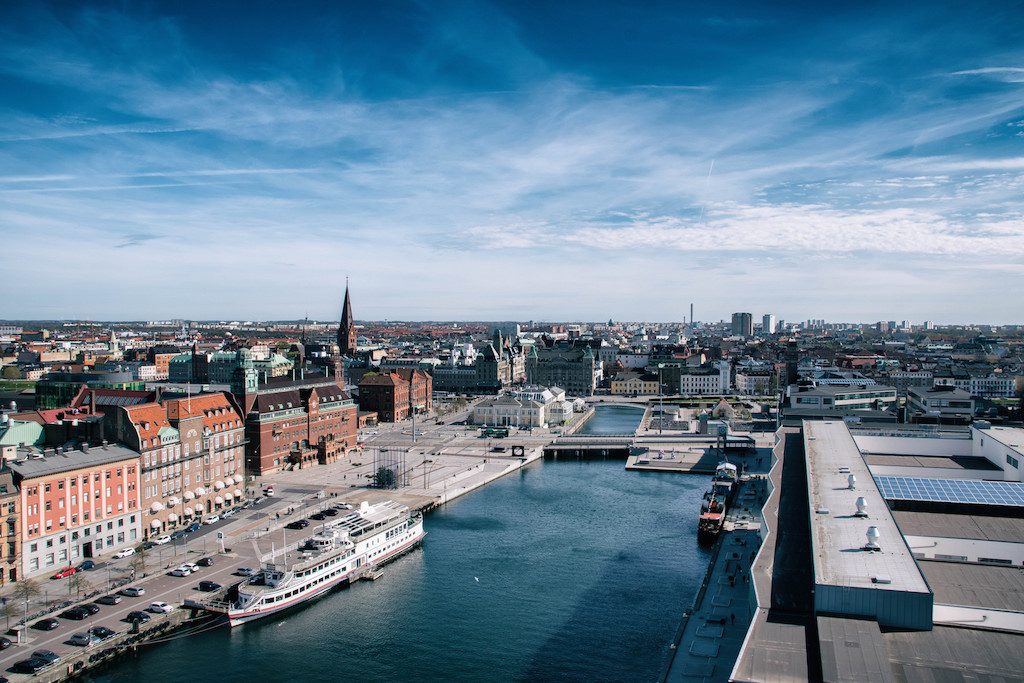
[59,607,90,621]
[32,618,60,631]
[120,586,145,597]
[309,513,327,521]
[182,562,199,573]
[125,610,150,624]
[335,503,353,510]
[196,557,215,567]
[170,530,188,541]
[10,657,49,674]
[197,580,222,592]
[168,566,192,577]
[51,566,77,579]
[81,602,101,615]
[321,508,339,517]
[32,650,61,666]
[0,636,12,650]
[96,594,122,605]
[149,602,174,614]
[203,514,220,524]
[77,560,96,571]
[286,520,309,530]
[222,508,236,518]
[89,626,116,641]
[141,541,157,550]
[113,547,135,559]
[152,535,171,545]
[235,567,256,577]
[186,522,202,532]
[68,632,98,647]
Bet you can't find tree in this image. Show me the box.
[129,546,148,578]
[68,571,92,598]
[1,599,18,630]
[373,467,396,489]
[12,577,40,607]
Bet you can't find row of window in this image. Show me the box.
[25,468,136,497]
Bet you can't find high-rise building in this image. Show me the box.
[731,312,753,337]
[338,281,356,356]
[762,314,776,335]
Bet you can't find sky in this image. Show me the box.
[1,1,1023,324]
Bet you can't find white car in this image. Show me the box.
[152,535,171,546]
[113,547,135,559]
[168,566,192,577]
[182,562,199,573]
[120,586,145,597]
[149,602,174,614]
[203,514,220,524]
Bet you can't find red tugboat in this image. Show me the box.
[698,462,738,545]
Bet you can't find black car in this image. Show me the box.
[321,508,339,517]
[96,594,122,605]
[141,541,157,550]
[126,610,151,624]
[197,580,222,592]
[32,650,60,666]
[10,658,48,674]
[309,513,327,521]
[285,520,309,530]
[0,636,11,650]
[32,618,60,631]
[196,557,215,567]
[59,607,90,621]
[82,602,101,615]
[170,530,188,541]
[77,559,96,571]
[88,626,116,641]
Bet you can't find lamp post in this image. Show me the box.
[658,364,666,435]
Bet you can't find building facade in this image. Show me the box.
[358,369,432,422]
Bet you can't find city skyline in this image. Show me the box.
[2,1,1024,322]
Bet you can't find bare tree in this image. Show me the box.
[129,546,148,578]
[68,571,92,598]
[1,599,18,630]
[12,577,40,606]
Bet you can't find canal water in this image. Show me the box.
[575,403,647,435]
[92,408,710,683]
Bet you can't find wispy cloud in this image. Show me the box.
[949,66,1024,82]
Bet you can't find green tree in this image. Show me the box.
[373,467,396,489]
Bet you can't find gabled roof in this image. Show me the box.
[123,403,172,443]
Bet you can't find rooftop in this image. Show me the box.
[803,420,930,595]
[892,510,1024,543]
[10,443,139,478]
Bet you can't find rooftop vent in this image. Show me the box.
[854,497,868,518]
[863,526,881,552]
[870,574,892,584]
[847,474,857,490]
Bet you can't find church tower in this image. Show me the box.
[338,280,356,356]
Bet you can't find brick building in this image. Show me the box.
[358,369,433,422]
[243,374,358,476]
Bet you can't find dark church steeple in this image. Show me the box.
[338,279,356,355]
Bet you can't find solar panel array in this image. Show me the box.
[875,476,1024,507]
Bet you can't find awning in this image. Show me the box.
[183,491,195,501]
[150,502,165,513]
[150,519,161,528]
[215,496,224,505]
[195,487,206,496]
[224,492,233,501]
[214,481,225,490]
[234,489,243,497]
[168,497,180,507]
[167,513,178,523]
[233,474,244,484]
[182,507,193,516]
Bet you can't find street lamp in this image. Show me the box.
[658,363,666,435]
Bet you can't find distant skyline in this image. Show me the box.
[2,1,1023,323]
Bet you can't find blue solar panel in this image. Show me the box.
[874,476,1024,507]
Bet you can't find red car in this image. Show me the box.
[51,566,77,580]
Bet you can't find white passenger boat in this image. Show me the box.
[192,500,424,626]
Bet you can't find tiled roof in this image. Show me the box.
[123,403,171,442]
[164,393,242,432]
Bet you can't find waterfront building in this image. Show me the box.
[244,374,357,475]
[472,386,572,427]
[610,372,660,396]
[786,382,898,416]
[9,443,141,577]
[675,361,732,395]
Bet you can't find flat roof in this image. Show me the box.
[876,476,1024,508]
[10,443,138,478]
[892,510,1024,543]
[817,616,893,683]
[918,560,1024,612]
[863,454,1001,471]
[978,425,1024,459]
[884,625,1024,681]
[804,421,930,594]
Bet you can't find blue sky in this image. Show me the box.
[1,1,1023,324]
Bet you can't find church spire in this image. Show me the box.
[338,278,356,355]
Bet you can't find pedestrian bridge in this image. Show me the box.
[544,432,755,459]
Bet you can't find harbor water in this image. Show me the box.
[92,408,711,682]
[575,403,647,435]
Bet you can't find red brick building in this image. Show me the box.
[358,369,432,422]
[244,374,358,475]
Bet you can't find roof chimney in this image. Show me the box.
[854,496,868,517]
[847,474,857,490]
[864,526,881,551]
